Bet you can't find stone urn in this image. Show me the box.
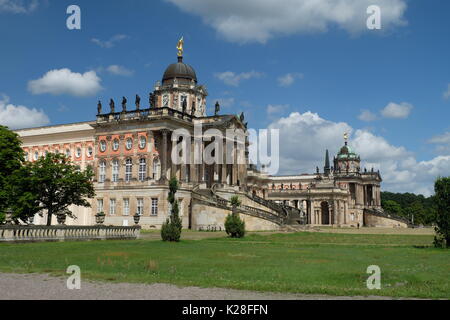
[56,213,66,225]
[133,213,141,225]
[5,208,13,225]
[95,212,106,225]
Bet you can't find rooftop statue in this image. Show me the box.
[135,94,141,110]
[109,99,115,114]
[215,101,220,116]
[97,100,102,115]
[149,93,156,108]
[177,36,184,57]
[122,96,127,112]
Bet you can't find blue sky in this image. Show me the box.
[0,0,449,195]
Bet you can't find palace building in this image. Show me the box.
[15,47,409,230]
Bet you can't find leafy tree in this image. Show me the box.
[382,200,403,217]
[433,177,450,248]
[0,125,24,220]
[381,191,438,225]
[161,177,182,242]
[20,153,95,226]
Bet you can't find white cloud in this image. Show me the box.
[0,0,38,14]
[91,34,128,48]
[358,109,377,122]
[381,102,413,119]
[428,132,450,155]
[277,73,304,87]
[28,68,102,97]
[0,94,49,129]
[106,65,134,77]
[267,104,289,115]
[444,84,450,99]
[268,111,449,196]
[214,71,263,86]
[166,0,407,43]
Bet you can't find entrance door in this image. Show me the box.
[321,202,330,225]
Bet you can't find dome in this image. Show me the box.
[337,143,358,159]
[162,56,197,84]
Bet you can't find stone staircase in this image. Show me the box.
[192,187,306,227]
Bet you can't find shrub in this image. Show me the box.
[225,213,245,238]
[161,177,182,242]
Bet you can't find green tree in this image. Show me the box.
[0,125,24,220]
[21,153,95,226]
[434,177,450,248]
[382,200,403,217]
[161,177,182,242]
[225,196,245,238]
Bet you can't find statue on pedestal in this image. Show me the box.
[215,101,220,116]
[135,94,141,110]
[122,96,127,112]
[97,100,102,115]
[109,99,115,114]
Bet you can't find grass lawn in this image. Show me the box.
[0,231,448,299]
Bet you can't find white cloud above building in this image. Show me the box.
[91,34,129,49]
[167,0,408,43]
[106,65,134,77]
[214,71,263,87]
[381,102,413,119]
[358,109,378,122]
[277,73,304,87]
[268,111,449,196]
[0,94,49,129]
[28,68,103,97]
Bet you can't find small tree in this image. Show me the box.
[434,177,450,248]
[161,177,182,242]
[20,153,95,226]
[225,196,245,238]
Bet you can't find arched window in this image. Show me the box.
[139,158,147,182]
[153,158,161,180]
[112,159,119,182]
[99,161,106,183]
[125,159,132,182]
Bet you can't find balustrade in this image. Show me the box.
[0,225,141,242]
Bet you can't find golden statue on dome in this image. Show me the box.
[344,132,349,144]
[177,37,184,57]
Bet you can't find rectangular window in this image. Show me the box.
[112,160,119,182]
[123,198,130,216]
[151,198,158,216]
[97,199,104,213]
[109,199,116,216]
[137,198,144,216]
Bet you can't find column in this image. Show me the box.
[160,129,170,181]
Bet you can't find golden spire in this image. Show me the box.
[177,36,184,57]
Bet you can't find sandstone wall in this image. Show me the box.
[192,202,280,232]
